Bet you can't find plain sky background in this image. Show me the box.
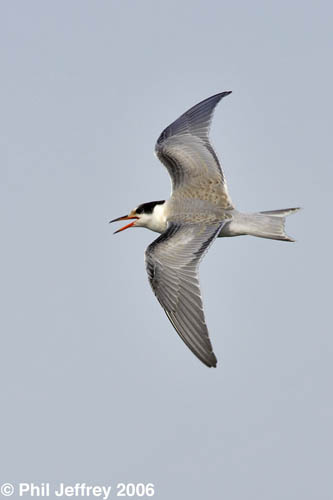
[1,1,332,499]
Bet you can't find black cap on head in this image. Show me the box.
[136,200,165,214]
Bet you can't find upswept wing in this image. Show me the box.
[145,221,225,367]
[155,92,233,209]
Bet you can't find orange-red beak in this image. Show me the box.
[109,214,139,234]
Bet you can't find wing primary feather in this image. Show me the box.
[145,221,225,367]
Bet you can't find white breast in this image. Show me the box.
[147,202,168,233]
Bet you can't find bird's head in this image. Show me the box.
[110,200,166,234]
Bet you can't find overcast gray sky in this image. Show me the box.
[1,1,332,499]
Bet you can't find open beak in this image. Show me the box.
[109,214,138,234]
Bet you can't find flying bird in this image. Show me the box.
[110,92,299,367]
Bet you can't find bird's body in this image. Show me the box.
[128,200,299,241]
[111,92,300,367]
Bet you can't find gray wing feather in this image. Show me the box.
[155,92,233,208]
[145,221,225,367]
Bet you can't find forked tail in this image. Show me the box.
[247,207,300,241]
[220,207,301,241]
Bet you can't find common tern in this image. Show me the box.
[110,92,299,367]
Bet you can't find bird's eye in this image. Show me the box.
[136,206,143,214]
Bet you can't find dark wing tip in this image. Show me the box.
[214,90,232,97]
[182,342,217,368]
[194,352,217,368]
[206,353,218,368]
[156,91,232,148]
[196,90,232,106]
